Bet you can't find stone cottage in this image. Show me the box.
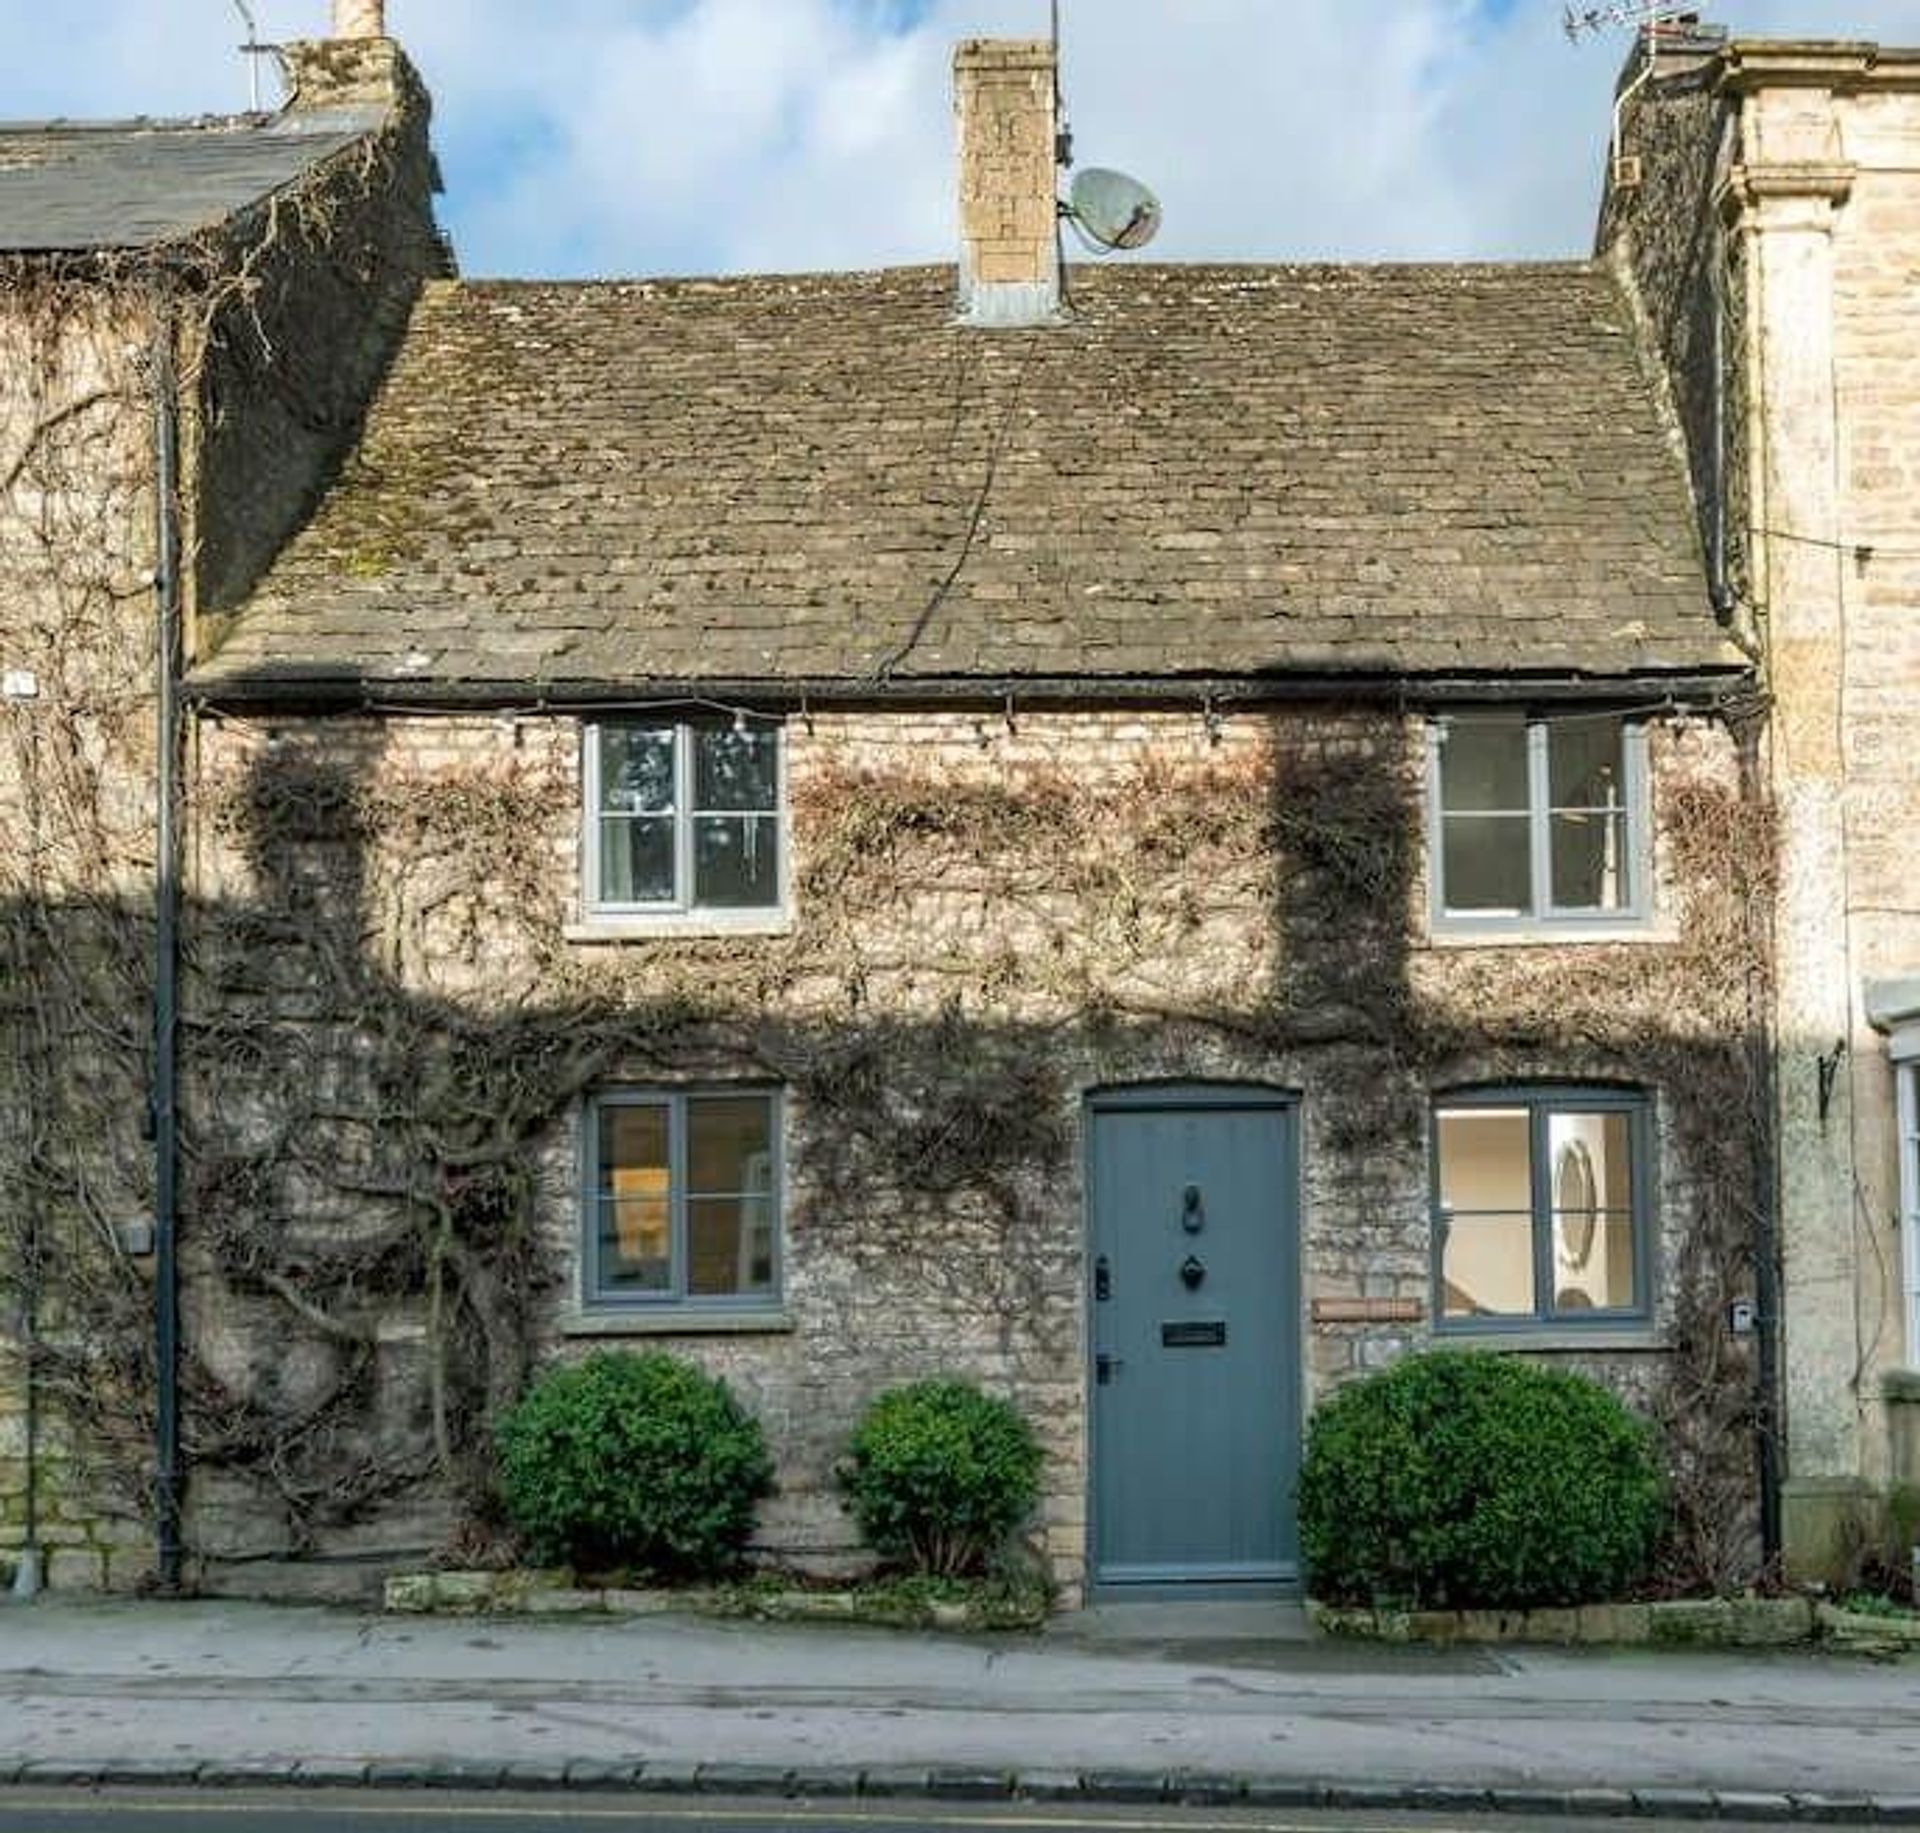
[5,1,1902,1600]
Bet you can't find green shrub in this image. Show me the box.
[1298,1350,1666,1610]
[841,1379,1042,1577]
[495,1351,773,1577]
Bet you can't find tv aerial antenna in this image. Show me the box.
[231,0,277,112]
[1049,0,1163,256]
[1563,2,1700,188]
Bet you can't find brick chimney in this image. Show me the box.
[332,0,386,37]
[954,39,1061,326]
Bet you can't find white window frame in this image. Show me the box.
[1426,713,1652,934]
[582,717,788,928]
[1892,1030,1920,1368]
[581,1086,785,1314]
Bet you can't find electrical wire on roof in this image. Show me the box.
[871,332,1043,683]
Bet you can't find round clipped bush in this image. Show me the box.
[841,1379,1043,1577]
[1298,1350,1666,1610]
[495,1351,773,1577]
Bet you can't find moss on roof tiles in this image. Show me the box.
[201,261,1738,690]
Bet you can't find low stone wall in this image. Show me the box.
[1308,1594,1920,1655]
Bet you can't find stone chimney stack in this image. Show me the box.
[954,39,1060,326]
[332,0,386,37]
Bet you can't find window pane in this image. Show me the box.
[1549,811,1629,911]
[1546,1112,1638,1312]
[695,727,778,812]
[598,1104,671,1295]
[1552,1210,1636,1311]
[599,816,675,904]
[688,1096,774,1194]
[599,1198,671,1292]
[1441,815,1531,913]
[1440,721,1529,813]
[688,1195,776,1297]
[1548,718,1625,810]
[600,726,676,815]
[1440,1211,1536,1318]
[1437,1108,1531,1213]
[693,814,780,908]
[1548,1110,1634,1209]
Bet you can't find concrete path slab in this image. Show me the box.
[0,1598,1916,1802]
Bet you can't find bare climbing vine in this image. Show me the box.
[0,97,1780,1590]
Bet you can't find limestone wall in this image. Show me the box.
[1730,69,1920,1515]
[0,288,166,1590]
[172,702,1763,1598]
[1608,47,1920,1568]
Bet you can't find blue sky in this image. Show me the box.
[7,1,1920,276]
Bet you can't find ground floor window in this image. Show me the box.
[1432,1087,1651,1328]
[585,1088,781,1309]
[1899,1056,1920,1367]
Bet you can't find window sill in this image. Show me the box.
[1435,1326,1667,1354]
[560,1307,795,1338]
[565,913,794,943]
[1426,922,1671,950]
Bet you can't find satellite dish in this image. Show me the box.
[1064,167,1162,252]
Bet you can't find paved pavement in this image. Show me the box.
[0,1599,1917,1817]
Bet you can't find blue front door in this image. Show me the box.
[1088,1089,1301,1588]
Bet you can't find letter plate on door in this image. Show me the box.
[1161,1320,1227,1348]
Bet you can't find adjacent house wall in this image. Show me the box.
[1615,44,1920,1575]
[0,282,167,1589]
[173,703,1764,1599]
[0,41,446,1592]
[185,37,450,640]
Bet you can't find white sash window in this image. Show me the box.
[1897,1042,1920,1368]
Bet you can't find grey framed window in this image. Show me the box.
[586,719,784,918]
[1428,714,1650,928]
[585,1089,782,1309]
[1432,1087,1652,1330]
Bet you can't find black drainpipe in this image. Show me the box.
[151,320,184,1593]
[12,718,45,1598]
[1709,261,1734,620]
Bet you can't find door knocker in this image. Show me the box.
[1181,1184,1205,1234]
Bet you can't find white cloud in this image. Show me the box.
[7,1,1920,274]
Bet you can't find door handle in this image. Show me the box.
[1096,1352,1125,1385]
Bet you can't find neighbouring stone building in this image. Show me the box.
[1604,19,1920,1577]
[0,3,1911,1599]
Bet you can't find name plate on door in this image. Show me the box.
[1161,1320,1227,1348]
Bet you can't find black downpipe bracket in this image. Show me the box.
[151,324,184,1593]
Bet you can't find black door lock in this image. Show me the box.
[1094,1255,1112,1301]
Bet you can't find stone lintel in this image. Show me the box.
[1311,1297,1425,1325]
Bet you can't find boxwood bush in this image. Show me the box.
[1298,1350,1666,1609]
[841,1379,1042,1577]
[496,1351,773,1577]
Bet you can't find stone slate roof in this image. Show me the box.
[0,111,379,252]
[196,261,1743,697]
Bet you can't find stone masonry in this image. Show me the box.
[171,704,1756,1600]
[1609,37,1920,1576]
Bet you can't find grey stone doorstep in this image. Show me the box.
[4,1760,1919,1818]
